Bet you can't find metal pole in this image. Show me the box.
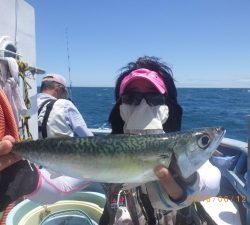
[0,57,45,74]
[247,115,250,224]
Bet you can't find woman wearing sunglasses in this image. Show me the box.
[99,56,221,225]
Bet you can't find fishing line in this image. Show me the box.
[65,27,73,101]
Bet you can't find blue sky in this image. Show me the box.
[27,0,250,88]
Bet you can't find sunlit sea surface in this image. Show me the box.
[70,87,250,142]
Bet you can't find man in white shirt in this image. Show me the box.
[37,73,93,138]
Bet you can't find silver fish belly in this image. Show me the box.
[13,127,225,183]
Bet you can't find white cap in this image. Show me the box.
[42,73,67,87]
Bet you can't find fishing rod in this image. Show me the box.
[65,28,73,101]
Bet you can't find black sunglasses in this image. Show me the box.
[121,92,166,106]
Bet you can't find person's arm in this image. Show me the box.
[64,100,93,137]
[146,161,221,210]
[27,168,91,204]
[186,160,221,203]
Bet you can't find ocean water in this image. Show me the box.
[70,87,250,142]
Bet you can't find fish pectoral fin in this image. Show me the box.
[152,154,172,167]
[141,153,171,163]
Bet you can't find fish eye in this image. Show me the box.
[197,134,211,149]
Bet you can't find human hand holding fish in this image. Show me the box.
[12,127,225,189]
[154,165,185,200]
[154,159,199,201]
[0,135,21,171]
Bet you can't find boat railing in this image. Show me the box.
[0,56,45,75]
[90,128,111,136]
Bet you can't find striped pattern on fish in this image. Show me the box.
[12,127,225,183]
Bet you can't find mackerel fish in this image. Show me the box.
[13,127,225,183]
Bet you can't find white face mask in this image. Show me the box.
[119,99,169,134]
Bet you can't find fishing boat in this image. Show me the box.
[0,0,249,225]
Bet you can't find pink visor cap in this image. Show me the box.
[42,73,67,87]
[119,68,167,96]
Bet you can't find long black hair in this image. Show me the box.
[108,56,183,134]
